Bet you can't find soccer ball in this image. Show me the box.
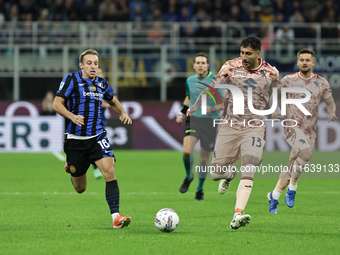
[154,208,179,232]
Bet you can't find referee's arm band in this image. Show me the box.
[180,105,189,115]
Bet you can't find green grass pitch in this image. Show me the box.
[0,151,339,255]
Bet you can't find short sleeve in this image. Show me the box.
[103,81,115,101]
[322,79,332,100]
[55,74,74,100]
[185,78,190,97]
[212,61,230,85]
[279,76,289,89]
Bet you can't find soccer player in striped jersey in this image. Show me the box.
[53,49,132,228]
[268,48,337,214]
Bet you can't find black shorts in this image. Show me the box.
[184,116,217,152]
[64,131,115,177]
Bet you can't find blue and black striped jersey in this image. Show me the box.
[56,71,115,136]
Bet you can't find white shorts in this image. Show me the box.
[211,125,266,165]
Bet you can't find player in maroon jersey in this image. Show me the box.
[188,36,280,230]
[268,48,337,214]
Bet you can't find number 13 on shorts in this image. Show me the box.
[251,136,262,147]
[241,134,265,159]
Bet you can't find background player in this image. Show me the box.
[188,36,280,230]
[41,91,57,116]
[91,67,113,179]
[268,48,337,214]
[176,52,224,201]
[53,49,132,228]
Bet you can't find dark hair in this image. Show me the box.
[240,36,262,51]
[297,48,315,58]
[194,52,209,64]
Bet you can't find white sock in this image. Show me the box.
[272,189,282,200]
[288,183,297,191]
[112,212,119,221]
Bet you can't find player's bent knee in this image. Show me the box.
[294,157,309,172]
[75,187,86,194]
[210,163,232,180]
[298,149,312,162]
[241,164,256,180]
[199,160,209,167]
[73,184,86,193]
[211,171,222,181]
[71,175,87,193]
[242,155,261,166]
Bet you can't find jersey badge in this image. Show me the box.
[259,70,266,78]
[59,82,65,90]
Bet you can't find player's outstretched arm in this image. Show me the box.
[101,100,111,108]
[187,83,214,116]
[108,96,132,124]
[324,96,337,122]
[206,103,223,113]
[53,96,84,126]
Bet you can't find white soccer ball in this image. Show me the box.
[154,208,179,232]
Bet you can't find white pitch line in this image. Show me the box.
[140,116,182,151]
[0,191,339,195]
[52,151,65,162]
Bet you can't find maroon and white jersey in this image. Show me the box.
[212,57,279,130]
[280,72,332,139]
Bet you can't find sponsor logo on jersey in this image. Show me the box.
[233,71,248,77]
[83,91,103,98]
[259,70,266,78]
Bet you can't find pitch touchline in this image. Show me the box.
[52,151,65,161]
[0,191,339,195]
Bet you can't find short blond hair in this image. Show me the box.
[79,49,99,63]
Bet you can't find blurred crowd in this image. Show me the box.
[0,0,339,57]
[0,0,339,24]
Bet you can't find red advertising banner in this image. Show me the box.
[0,101,339,152]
